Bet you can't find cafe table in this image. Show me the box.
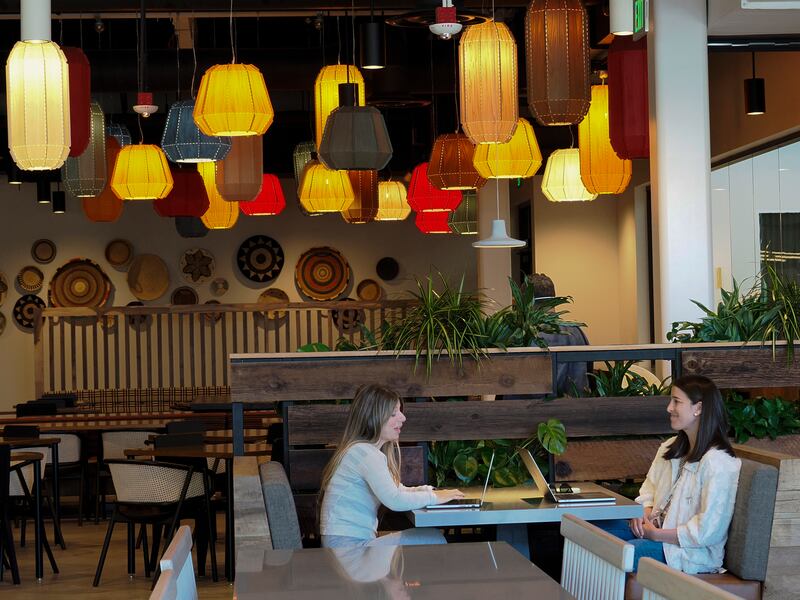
[235,541,575,599]
[412,482,642,559]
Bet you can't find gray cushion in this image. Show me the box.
[259,462,303,550]
[724,458,778,581]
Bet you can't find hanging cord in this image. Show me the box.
[139,0,147,93]
[429,35,437,137]
[190,12,197,99]
[336,15,342,64]
[175,25,181,99]
[79,12,83,48]
[229,0,236,63]
[351,0,356,66]
[569,125,575,149]
[752,51,757,78]
[138,114,145,144]
[452,42,459,132]
[58,16,63,45]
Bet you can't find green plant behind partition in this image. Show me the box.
[726,391,800,443]
[587,361,671,397]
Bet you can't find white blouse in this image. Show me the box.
[636,437,742,574]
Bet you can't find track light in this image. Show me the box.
[52,190,66,213]
[745,52,766,116]
[361,0,385,69]
[36,179,50,204]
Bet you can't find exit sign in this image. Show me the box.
[633,0,648,41]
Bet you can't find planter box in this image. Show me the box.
[682,342,800,388]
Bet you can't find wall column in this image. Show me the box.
[648,0,714,340]
[476,179,513,312]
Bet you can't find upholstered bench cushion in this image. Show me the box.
[259,462,303,550]
[625,573,761,600]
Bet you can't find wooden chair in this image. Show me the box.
[560,514,634,600]
[158,525,197,600]
[636,558,741,600]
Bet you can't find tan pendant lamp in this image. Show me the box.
[375,181,411,221]
[472,118,542,179]
[198,162,239,229]
[215,135,264,201]
[341,170,379,223]
[541,148,597,202]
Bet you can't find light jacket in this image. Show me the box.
[636,436,741,574]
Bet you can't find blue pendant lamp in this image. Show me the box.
[161,99,231,163]
[107,123,132,147]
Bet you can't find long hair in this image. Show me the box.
[664,375,735,463]
[320,384,404,498]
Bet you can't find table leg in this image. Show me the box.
[497,524,530,560]
[34,460,43,582]
[51,443,64,549]
[226,457,235,582]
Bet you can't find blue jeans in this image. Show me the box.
[322,527,446,548]
[595,519,666,572]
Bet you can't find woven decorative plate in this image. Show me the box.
[105,239,134,269]
[49,258,112,308]
[0,272,7,307]
[180,248,216,283]
[256,288,290,322]
[31,239,57,264]
[237,235,285,284]
[356,279,383,302]
[127,255,170,301]
[13,294,45,330]
[202,300,223,324]
[17,265,44,293]
[295,247,350,301]
[171,286,199,305]
[126,301,152,331]
[376,257,399,281]
[330,299,366,334]
[210,277,229,297]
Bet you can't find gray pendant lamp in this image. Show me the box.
[473,183,526,249]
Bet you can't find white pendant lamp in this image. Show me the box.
[610,0,634,36]
[472,181,526,249]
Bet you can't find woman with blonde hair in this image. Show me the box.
[320,384,463,548]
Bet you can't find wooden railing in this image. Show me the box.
[32,300,414,397]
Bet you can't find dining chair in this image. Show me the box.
[560,514,634,600]
[95,430,158,523]
[636,558,742,600]
[0,444,20,585]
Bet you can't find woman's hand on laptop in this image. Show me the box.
[433,489,465,503]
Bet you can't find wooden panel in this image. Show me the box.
[230,349,553,403]
[287,396,672,445]
[683,348,800,388]
[288,445,426,491]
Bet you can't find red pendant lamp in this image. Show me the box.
[61,47,91,157]
[415,211,453,234]
[240,174,286,216]
[407,162,462,213]
[82,137,123,222]
[153,169,209,217]
[608,36,649,159]
[342,170,379,223]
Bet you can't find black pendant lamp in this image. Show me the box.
[744,52,766,116]
[36,179,51,204]
[52,190,66,214]
[360,0,385,70]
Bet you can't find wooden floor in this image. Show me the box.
[1,517,234,599]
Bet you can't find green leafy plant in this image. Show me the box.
[586,361,670,397]
[726,391,800,443]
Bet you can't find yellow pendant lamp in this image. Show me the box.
[375,181,411,221]
[215,135,263,201]
[459,20,518,144]
[472,118,542,179]
[298,160,354,213]
[193,63,274,136]
[198,162,239,229]
[314,65,365,147]
[578,80,632,195]
[110,144,173,200]
[541,148,597,202]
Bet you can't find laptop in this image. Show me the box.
[425,451,495,509]
[519,449,616,505]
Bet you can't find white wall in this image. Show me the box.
[0,178,477,411]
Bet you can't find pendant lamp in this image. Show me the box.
[6,0,70,171]
[153,169,209,217]
[609,0,634,36]
[579,80,632,195]
[473,219,526,248]
[240,174,286,216]
[428,133,486,191]
[215,135,263,201]
[162,99,232,163]
[52,189,66,213]
[108,123,133,147]
[608,36,649,159]
[110,144,174,200]
[175,216,209,238]
[314,65,365,147]
[415,211,452,234]
[459,20,518,144]
[36,177,51,204]
[61,47,91,157]
[407,162,462,212]
[198,162,239,229]
[293,141,316,191]
[193,63,274,136]
[542,148,597,202]
[472,118,542,179]
[62,102,106,198]
[525,0,591,126]
[448,190,478,234]
[342,170,379,223]
[298,160,354,213]
[745,52,766,116]
[375,181,411,221]
[82,137,123,222]
[7,164,23,185]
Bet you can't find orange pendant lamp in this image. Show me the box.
[472,118,542,179]
[110,144,173,200]
[578,79,632,195]
[341,170,379,223]
[298,161,354,213]
[240,174,285,216]
[314,65,365,147]
[541,148,597,202]
[459,20,518,144]
[198,162,239,229]
[215,135,263,201]
[82,137,123,222]
[428,133,486,191]
[375,181,411,221]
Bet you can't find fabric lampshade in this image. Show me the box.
[607,36,649,159]
[407,162,462,212]
[6,41,71,170]
[415,211,452,234]
[314,65,365,147]
[215,135,263,201]
[110,144,174,200]
[107,123,132,147]
[472,118,542,179]
[175,216,209,238]
[298,160,354,213]
[579,83,632,195]
[82,136,123,222]
[525,0,590,125]
[428,133,486,191]
[318,103,393,171]
[62,101,106,197]
[153,169,209,217]
[293,141,316,191]
[193,63,274,136]
[375,181,411,221]
[459,20,518,144]
[61,46,91,157]
[240,174,286,216]
[541,148,597,202]
[448,190,477,234]
[198,162,239,229]
[341,170,379,223]
[162,99,232,163]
